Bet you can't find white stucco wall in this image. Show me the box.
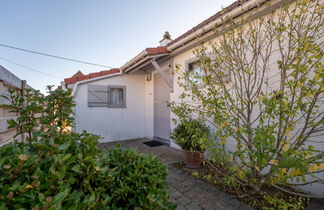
[144,71,154,139]
[74,73,146,142]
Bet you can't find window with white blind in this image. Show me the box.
[108,85,126,108]
[88,85,126,108]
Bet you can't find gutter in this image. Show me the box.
[120,50,147,72]
[124,53,170,73]
[71,72,123,96]
[167,0,267,51]
[124,55,151,73]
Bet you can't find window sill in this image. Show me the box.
[107,106,127,109]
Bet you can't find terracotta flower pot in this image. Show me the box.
[183,150,204,168]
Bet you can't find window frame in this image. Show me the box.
[185,58,205,88]
[185,55,231,89]
[107,85,126,108]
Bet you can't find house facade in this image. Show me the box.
[62,0,323,194]
[64,0,303,144]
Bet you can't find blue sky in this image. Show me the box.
[0,0,234,93]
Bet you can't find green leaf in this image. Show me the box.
[71,165,82,174]
[49,188,69,207]
[58,141,71,151]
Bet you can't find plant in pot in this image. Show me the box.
[170,119,210,168]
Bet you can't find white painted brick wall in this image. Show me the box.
[74,74,146,142]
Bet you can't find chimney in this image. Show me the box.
[159,31,172,46]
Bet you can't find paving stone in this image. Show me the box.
[186,202,202,210]
[192,194,208,205]
[171,190,183,199]
[168,177,180,186]
[228,198,242,208]
[183,186,207,198]
[239,204,256,210]
[183,189,200,199]
[200,201,221,210]
[177,196,192,206]
[181,180,195,187]
[177,185,190,193]
[205,195,223,206]
[175,204,187,210]
[170,182,188,193]
[201,191,217,201]
[214,200,237,210]
[168,174,185,183]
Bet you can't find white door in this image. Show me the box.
[154,73,171,143]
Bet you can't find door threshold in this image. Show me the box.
[153,137,170,146]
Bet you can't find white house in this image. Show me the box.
[64,0,301,144]
[62,0,323,194]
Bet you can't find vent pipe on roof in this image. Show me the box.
[159,31,172,46]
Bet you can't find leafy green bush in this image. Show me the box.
[0,85,75,144]
[101,147,173,209]
[0,132,175,209]
[170,119,210,152]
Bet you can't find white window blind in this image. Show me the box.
[108,86,126,108]
[87,84,126,108]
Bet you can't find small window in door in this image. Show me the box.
[108,85,126,108]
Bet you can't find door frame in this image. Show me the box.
[153,72,171,145]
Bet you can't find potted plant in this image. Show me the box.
[170,119,210,168]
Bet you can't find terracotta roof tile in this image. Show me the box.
[64,68,120,84]
[64,77,78,84]
[89,72,101,78]
[77,75,90,81]
[71,70,84,78]
[146,46,169,55]
[100,70,111,76]
[110,68,120,73]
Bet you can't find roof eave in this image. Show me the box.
[167,0,268,51]
[71,72,123,96]
[120,50,148,72]
[123,53,170,73]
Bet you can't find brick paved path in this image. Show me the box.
[99,138,254,210]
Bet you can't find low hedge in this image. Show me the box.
[0,132,175,209]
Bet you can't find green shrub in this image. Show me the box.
[0,85,75,144]
[0,132,175,209]
[170,119,210,152]
[100,147,173,209]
